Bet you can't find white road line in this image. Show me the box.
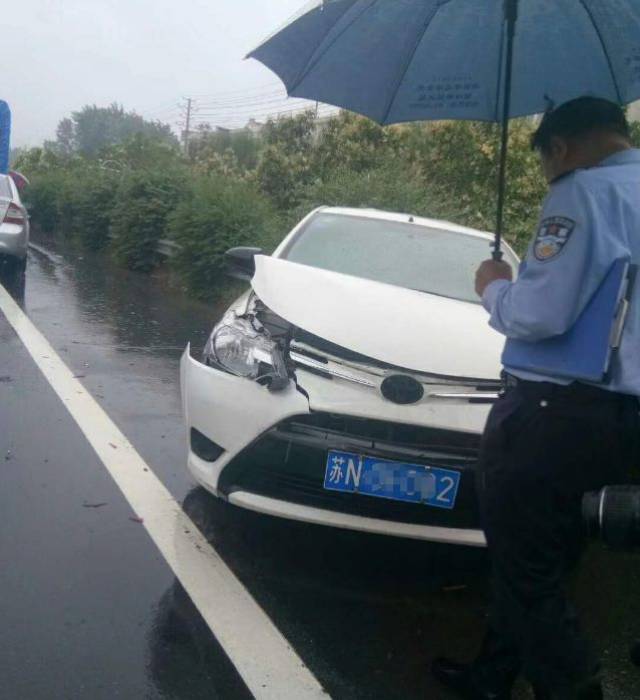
[0,283,329,700]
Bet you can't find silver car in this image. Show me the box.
[0,174,29,271]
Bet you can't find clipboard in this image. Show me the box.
[502,258,635,383]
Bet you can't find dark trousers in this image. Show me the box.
[475,378,640,694]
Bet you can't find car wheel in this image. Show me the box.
[0,255,26,275]
[14,256,27,273]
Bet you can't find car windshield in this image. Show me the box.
[281,213,517,304]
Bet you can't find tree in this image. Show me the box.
[55,118,75,157]
[55,103,178,158]
[313,111,404,174]
[13,145,67,173]
[403,119,546,252]
[261,110,316,155]
[255,111,317,209]
[188,127,260,172]
[99,132,183,172]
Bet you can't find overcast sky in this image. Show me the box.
[6,0,312,147]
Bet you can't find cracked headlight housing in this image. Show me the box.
[203,313,280,379]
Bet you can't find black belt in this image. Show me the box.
[501,371,638,406]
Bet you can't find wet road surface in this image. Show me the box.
[1,240,640,699]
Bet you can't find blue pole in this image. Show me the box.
[0,101,12,174]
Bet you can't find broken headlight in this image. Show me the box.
[203,313,289,390]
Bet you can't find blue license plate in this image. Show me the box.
[324,450,461,510]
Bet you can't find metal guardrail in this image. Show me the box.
[156,238,181,258]
[30,227,182,260]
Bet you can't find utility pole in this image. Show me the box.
[183,97,193,154]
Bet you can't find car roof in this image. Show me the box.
[315,206,497,243]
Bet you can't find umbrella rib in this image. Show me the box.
[379,2,447,125]
[493,8,507,122]
[289,0,378,94]
[578,0,623,103]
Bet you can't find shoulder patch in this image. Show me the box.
[533,216,576,262]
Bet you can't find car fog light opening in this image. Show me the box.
[190,428,225,462]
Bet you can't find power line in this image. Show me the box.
[194,104,335,119]
[189,92,326,116]
[135,99,184,121]
[194,96,312,112]
[194,104,315,119]
[187,81,284,98]
[136,86,339,140]
[190,106,338,132]
[193,91,291,108]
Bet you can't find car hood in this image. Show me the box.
[251,256,504,380]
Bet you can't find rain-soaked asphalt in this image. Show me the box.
[1,238,640,699]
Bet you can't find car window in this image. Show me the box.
[0,176,12,199]
[281,213,518,304]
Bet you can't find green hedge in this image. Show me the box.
[168,176,279,298]
[294,163,448,222]
[26,172,65,233]
[18,110,581,298]
[110,171,183,272]
[71,169,119,250]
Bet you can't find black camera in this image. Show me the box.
[583,485,640,667]
[582,485,640,549]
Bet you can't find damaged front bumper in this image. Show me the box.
[180,344,309,493]
[180,344,489,546]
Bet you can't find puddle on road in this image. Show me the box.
[25,234,235,360]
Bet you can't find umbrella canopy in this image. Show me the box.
[249,0,640,124]
[248,0,640,255]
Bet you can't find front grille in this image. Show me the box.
[293,328,390,369]
[276,413,480,464]
[218,412,481,529]
[292,328,501,390]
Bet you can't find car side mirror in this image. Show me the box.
[224,247,264,281]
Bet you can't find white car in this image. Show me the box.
[0,173,29,271]
[180,207,518,546]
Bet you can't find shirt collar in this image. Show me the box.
[598,148,640,168]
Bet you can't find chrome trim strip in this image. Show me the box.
[228,491,487,547]
[290,350,377,387]
[430,392,499,400]
[290,341,501,389]
[290,341,386,377]
[599,486,607,531]
[292,351,499,400]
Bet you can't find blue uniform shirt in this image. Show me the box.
[483,148,640,397]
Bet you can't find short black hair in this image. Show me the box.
[531,96,630,153]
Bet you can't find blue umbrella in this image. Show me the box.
[248,0,640,258]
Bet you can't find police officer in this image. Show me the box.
[432,97,640,699]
